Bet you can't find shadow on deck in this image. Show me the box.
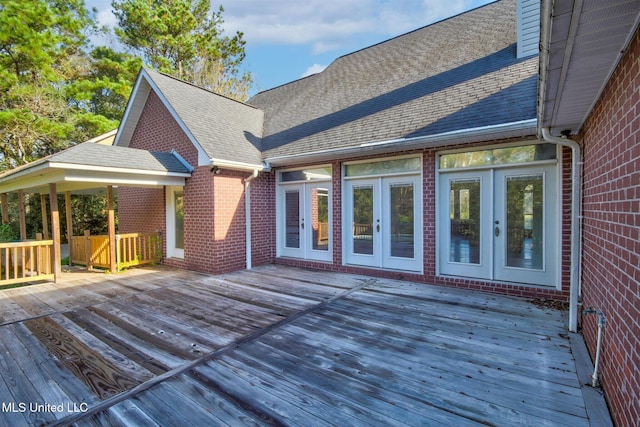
[0,265,610,426]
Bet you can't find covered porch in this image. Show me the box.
[0,265,611,426]
[0,142,192,283]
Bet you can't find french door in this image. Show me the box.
[439,165,558,286]
[279,183,331,261]
[344,175,422,272]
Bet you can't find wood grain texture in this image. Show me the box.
[0,265,599,427]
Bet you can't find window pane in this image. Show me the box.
[352,186,374,255]
[174,192,184,249]
[285,190,300,248]
[449,179,480,264]
[346,157,421,177]
[281,167,332,182]
[440,144,556,169]
[390,183,414,258]
[311,188,329,251]
[505,174,543,270]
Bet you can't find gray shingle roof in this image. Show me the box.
[249,0,536,159]
[143,68,264,166]
[48,142,192,174]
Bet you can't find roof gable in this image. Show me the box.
[116,68,265,169]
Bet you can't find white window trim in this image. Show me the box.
[435,143,562,289]
[341,154,424,273]
[276,165,333,262]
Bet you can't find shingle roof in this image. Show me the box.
[49,142,192,174]
[249,0,537,159]
[142,68,264,166]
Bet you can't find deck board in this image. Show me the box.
[0,265,604,426]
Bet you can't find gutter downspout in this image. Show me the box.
[540,128,582,333]
[244,169,259,270]
[539,0,582,333]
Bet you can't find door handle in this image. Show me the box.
[494,226,500,237]
[376,224,380,232]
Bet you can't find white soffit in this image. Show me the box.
[543,0,640,135]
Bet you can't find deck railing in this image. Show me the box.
[70,231,162,271]
[0,240,54,285]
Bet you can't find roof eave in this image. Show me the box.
[538,0,640,137]
[265,119,538,167]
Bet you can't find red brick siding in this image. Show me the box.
[249,171,275,266]
[211,170,247,273]
[576,26,640,427]
[119,90,219,273]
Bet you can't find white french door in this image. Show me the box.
[439,165,558,286]
[166,186,184,259]
[279,183,331,261]
[344,175,422,272]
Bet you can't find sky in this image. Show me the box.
[86,0,494,96]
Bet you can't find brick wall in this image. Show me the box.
[576,26,640,427]
[249,171,275,266]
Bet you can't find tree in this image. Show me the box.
[112,0,252,101]
[0,0,93,169]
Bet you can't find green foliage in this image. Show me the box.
[0,0,93,169]
[112,0,252,100]
[0,223,16,242]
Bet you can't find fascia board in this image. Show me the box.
[48,162,192,177]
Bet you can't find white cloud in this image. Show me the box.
[301,64,327,78]
[222,0,481,52]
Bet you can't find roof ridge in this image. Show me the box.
[250,0,502,98]
[334,0,501,62]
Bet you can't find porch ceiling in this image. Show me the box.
[0,142,192,194]
[540,0,640,136]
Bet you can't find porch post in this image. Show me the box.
[65,191,73,266]
[107,186,117,273]
[0,193,9,224]
[48,184,62,281]
[40,194,50,239]
[17,190,26,240]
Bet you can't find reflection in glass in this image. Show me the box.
[449,179,480,264]
[345,157,421,177]
[311,188,329,251]
[352,186,374,255]
[280,167,332,182]
[506,174,543,270]
[285,190,300,248]
[175,192,184,249]
[390,184,414,258]
[440,144,556,169]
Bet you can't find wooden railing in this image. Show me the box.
[353,223,373,237]
[117,233,162,269]
[317,222,329,245]
[70,231,162,271]
[0,240,54,286]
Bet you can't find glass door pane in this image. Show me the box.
[174,191,184,249]
[505,174,544,270]
[310,187,329,252]
[352,185,374,255]
[284,189,300,248]
[494,166,557,286]
[390,183,414,258]
[448,179,481,264]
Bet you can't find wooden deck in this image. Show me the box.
[0,265,602,426]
